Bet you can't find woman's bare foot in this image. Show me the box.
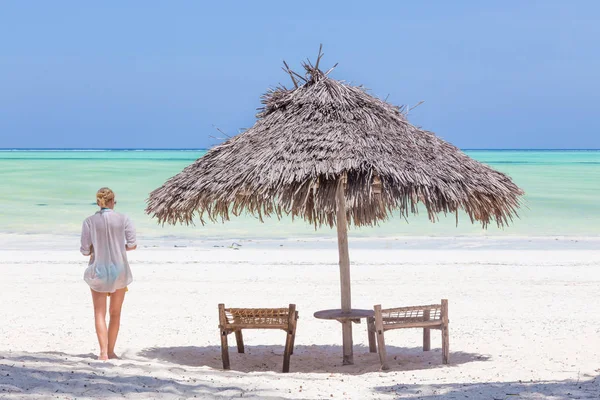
[108,352,119,360]
[98,353,109,361]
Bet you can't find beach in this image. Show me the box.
[1,150,599,398]
[1,236,599,399]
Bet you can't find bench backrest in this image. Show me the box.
[219,304,297,331]
[375,299,448,331]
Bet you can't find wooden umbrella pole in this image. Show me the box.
[336,176,353,365]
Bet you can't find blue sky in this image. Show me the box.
[1,1,598,149]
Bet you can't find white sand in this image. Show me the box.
[1,236,599,399]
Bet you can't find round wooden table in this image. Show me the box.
[314,308,377,364]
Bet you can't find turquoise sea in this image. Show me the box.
[0,150,599,239]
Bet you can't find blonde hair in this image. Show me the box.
[96,187,115,208]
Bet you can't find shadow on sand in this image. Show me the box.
[372,374,600,399]
[138,344,488,374]
[3,350,597,398]
[0,351,280,399]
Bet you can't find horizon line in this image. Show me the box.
[1,148,599,151]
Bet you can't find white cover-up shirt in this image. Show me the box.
[80,209,136,293]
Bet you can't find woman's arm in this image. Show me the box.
[80,220,93,256]
[124,216,137,251]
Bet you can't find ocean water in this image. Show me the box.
[0,150,599,240]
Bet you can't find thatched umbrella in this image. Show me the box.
[146,48,524,365]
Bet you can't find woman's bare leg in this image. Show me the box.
[91,289,108,360]
[107,288,127,359]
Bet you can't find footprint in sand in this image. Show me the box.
[168,367,187,374]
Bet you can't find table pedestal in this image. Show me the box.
[314,308,377,365]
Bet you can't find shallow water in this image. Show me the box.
[0,150,598,239]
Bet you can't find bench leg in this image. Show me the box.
[289,328,296,355]
[235,330,244,353]
[374,305,389,370]
[441,324,449,364]
[220,330,230,370]
[218,304,231,369]
[367,317,377,353]
[376,330,388,370]
[423,328,431,351]
[283,331,293,373]
[283,307,298,373]
[423,309,431,351]
[441,299,449,364]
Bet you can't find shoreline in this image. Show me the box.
[2,232,599,251]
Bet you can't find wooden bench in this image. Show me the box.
[218,303,299,373]
[373,299,449,370]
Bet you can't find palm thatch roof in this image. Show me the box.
[146,50,523,229]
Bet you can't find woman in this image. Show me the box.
[80,187,137,360]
